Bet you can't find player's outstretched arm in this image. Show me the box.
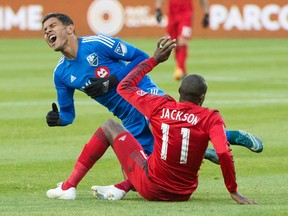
[230,192,257,204]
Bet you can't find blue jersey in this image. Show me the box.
[53,35,164,154]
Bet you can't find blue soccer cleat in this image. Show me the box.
[234,130,263,153]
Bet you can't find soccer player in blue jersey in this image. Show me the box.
[42,13,263,200]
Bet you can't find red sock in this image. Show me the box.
[175,45,188,73]
[62,127,109,190]
[114,179,133,192]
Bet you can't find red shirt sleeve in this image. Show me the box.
[209,114,238,193]
[117,57,166,118]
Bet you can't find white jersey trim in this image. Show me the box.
[82,35,115,48]
[54,56,64,72]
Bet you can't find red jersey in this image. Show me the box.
[169,0,193,14]
[166,0,194,39]
[117,58,237,200]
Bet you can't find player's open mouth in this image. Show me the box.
[49,34,57,45]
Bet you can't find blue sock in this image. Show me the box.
[225,130,231,142]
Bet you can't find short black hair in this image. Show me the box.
[179,74,208,104]
[42,13,74,26]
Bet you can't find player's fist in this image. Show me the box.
[155,8,163,23]
[202,13,209,28]
[84,75,119,99]
[46,103,61,126]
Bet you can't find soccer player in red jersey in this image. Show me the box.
[44,13,262,200]
[155,0,209,80]
[89,37,256,204]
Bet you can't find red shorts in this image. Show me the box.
[167,11,194,39]
[113,132,192,201]
[113,132,153,200]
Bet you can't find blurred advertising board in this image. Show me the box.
[0,0,287,38]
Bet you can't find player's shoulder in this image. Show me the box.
[53,56,68,78]
[202,106,221,116]
[164,94,175,101]
[54,56,65,72]
[155,94,176,109]
[81,34,117,49]
[205,107,224,123]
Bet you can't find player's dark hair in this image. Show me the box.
[179,74,207,104]
[42,13,74,26]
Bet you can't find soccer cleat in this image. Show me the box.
[234,130,263,153]
[46,182,76,200]
[173,67,186,81]
[204,148,219,165]
[91,185,126,200]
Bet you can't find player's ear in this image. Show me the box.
[178,86,182,95]
[199,94,206,106]
[178,87,184,102]
[67,24,75,35]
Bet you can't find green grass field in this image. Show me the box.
[0,37,287,216]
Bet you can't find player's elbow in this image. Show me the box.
[116,81,124,96]
[59,112,75,126]
[117,80,133,99]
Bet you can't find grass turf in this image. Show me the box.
[0,37,287,216]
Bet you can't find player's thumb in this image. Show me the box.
[52,102,58,112]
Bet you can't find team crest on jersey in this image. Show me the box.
[86,53,98,66]
[114,42,127,56]
[94,66,110,78]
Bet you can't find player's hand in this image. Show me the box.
[153,37,176,64]
[83,75,119,99]
[230,192,257,204]
[202,13,209,28]
[46,103,61,127]
[155,8,163,23]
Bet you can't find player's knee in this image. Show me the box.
[102,119,118,133]
[102,119,126,141]
[177,36,189,46]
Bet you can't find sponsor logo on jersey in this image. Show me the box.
[94,66,110,78]
[70,75,76,83]
[86,53,98,66]
[114,42,127,56]
[136,90,147,96]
